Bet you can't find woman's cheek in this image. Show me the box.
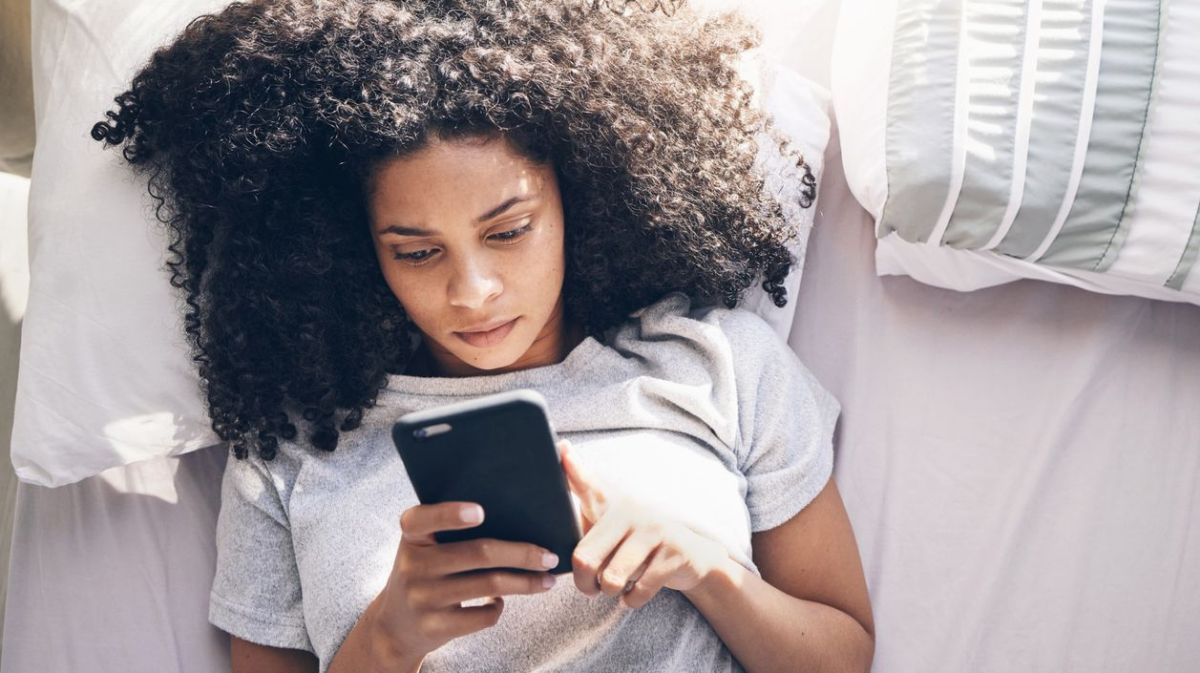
[387,268,440,332]
[529,226,566,283]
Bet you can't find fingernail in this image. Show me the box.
[542,574,556,589]
[541,552,559,569]
[461,505,483,524]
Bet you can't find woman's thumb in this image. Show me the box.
[559,440,605,521]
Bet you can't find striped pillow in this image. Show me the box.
[832,0,1200,306]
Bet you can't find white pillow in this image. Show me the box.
[832,0,1200,306]
[740,62,831,338]
[13,1,829,487]
[13,0,231,487]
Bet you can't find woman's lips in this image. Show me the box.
[455,318,518,348]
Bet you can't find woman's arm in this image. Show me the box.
[683,478,875,673]
[228,501,559,673]
[231,637,318,673]
[562,441,873,672]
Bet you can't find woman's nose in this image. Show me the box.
[446,255,502,309]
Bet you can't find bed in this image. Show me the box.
[3,126,1198,671]
[3,0,1199,671]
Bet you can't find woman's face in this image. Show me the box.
[367,134,568,376]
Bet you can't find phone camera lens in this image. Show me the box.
[413,423,452,440]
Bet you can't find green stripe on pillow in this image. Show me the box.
[996,0,1098,258]
[1038,0,1162,270]
[942,0,1032,250]
[880,0,963,243]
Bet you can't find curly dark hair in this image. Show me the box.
[91,0,816,460]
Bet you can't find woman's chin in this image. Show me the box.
[444,342,528,375]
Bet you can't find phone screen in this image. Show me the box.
[391,389,581,574]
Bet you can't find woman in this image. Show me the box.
[93,1,874,671]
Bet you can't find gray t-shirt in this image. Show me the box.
[208,292,839,672]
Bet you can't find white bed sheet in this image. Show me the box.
[790,133,1200,672]
[4,132,1199,673]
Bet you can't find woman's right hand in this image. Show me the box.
[368,501,561,668]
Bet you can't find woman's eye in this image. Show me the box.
[490,223,532,243]
[393,248,439,264]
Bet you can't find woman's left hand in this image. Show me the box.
[558,440,734,609]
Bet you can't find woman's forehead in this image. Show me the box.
[368,137,553,228]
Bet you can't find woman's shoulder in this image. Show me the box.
[604,291,793,386]
[617,291,786,355]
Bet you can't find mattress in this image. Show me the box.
[790,131,1200,671]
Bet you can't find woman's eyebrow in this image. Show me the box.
[378,195,536,237]
[475,195,534,222]
[378,224,434,237]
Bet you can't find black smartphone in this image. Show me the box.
[391,389,581,575]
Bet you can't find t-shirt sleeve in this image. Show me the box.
[724,309,840,532]
[209,450,314,653]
